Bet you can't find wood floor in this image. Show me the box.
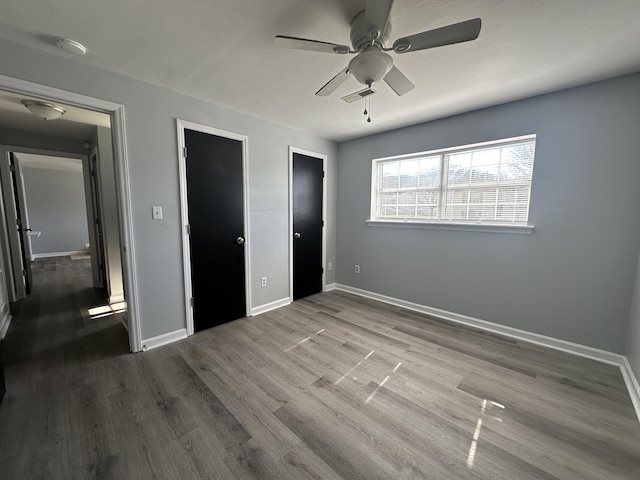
[1,257,639,479]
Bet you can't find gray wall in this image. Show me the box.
[336,73,640,354]
[627,253,640,380]
[0,36,337,341]
[20,165,89,255]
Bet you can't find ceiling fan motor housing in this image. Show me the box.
[350,10,392,51]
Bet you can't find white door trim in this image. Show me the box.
[0,146,89,301]
[0,147,88,299]
[176,119,251,336]
[288,146,327,301]
[13,159,34,264]
[0,74,142,353]
[0,151,26,299]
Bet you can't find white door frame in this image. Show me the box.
[0,151,28,300]
[0,146,89,301]
[288,146,327,301]
[12,157,34,262]
[176,119,252,336]
[0,74,142,353]
[0,155,17,303]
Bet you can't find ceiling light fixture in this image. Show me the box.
[55,38,87,56]
[348,48,393,88]
[21,100,67,120]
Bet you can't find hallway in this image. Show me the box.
[0,257,129,475]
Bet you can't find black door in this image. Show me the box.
[185,129,246,331]
[89,151,108,289]
[9,153,32,295]
[292,152,323,300]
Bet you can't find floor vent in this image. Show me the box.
[341,88,376,103]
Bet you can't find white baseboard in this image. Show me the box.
[324,283,337,292]
[109,293,125,305]
[335,284,623,364]
[333,283,640,422]
[0,313,11,339]
[620,358,640,422]
[32,250,85,259]
[251,297,291,316]
[141,328,187,352]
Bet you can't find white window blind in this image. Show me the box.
[371,135,536,225]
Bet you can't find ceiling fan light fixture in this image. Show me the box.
[348,50,393,87]
[21,100,67,120]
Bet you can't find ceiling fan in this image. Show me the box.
[274,0,481,97]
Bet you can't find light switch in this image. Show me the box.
[152,206,163,220]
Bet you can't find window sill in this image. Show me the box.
[365,220,534,235]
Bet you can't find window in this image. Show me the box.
[370,135,536,227]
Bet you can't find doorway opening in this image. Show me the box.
[0,74,140,352]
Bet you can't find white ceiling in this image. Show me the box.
[0,0,639,142]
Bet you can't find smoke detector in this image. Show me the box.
[55,38,87,56]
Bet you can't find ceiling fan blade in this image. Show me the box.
[315,67,351,96]
[383,65,414,96]
[366,0,394,35]
[392,18,481,53]
[274,35,351,54]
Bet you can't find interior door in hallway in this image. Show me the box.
[88,149,107,290]
[292,152,323,300]
[184,129,246,332]
[9,153,33,295]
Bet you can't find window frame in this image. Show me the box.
[368,135,536,234]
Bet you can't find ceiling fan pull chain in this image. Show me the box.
[367,95,372,123]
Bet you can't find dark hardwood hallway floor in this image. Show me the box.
[1,257,640,479]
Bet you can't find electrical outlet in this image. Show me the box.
[328,262,333,271]
[261,276,267,287]
[355,264,360,274]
